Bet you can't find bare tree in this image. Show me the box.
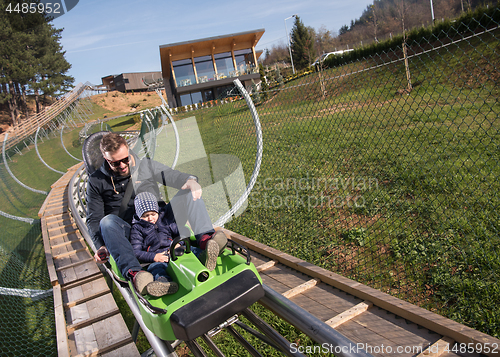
[396,0,407,33]
[371,2,380,43]
[314,25,337,57]
[262,43,290,66]
[396,0,412,92]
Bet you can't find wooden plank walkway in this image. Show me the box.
[40,164,140,357]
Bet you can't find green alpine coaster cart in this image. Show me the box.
[126,236,263,341]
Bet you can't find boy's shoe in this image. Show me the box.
[211,231,228,254]
[132,270,154,295]
[146,279,179,297]
[204,239,219,271]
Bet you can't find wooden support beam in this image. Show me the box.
[47,199,68,207]
[46,218,73,228]
[212,42,218,75]
[252,46,258,68]
[282,278,321,299]
[61,274,103,291]
[417,336,455,357]
[51,237,85,250]
[49,230,78,240]
[169,50,177,87]
[73,337,134,357]
[231,39,237,70]
[66,307,120,333]
[53,247,87,259]
[56,257,94,272]
[53,285,70,357]
[191,45,198,83]
[325,301,373,328]
[45,214,72,225]
[48,223,77,232]
[256,260,277,272]
[41,217,59,286]
[64,289,110,309]
[44,212,69,220]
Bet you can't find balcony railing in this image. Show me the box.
[176,65,259,88]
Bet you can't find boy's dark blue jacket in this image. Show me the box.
[129,207,180,263]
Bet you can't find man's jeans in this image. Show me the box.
[99,214,141,279]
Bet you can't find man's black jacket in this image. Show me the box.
[86,154,192,249]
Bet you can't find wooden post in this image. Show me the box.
[403,36,413,93]
[191,46,198,84]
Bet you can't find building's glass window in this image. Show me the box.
[173,59,195,87]
[191,91,203,105]
[216,85,236,99]
[203,89,214,102]
[214,52,234,79]
[234,49,256,75]
[180,93,192,106]
[179,91,203,106]
[194,55,215,82]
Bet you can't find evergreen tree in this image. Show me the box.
[0,0,73,125]
[290,16,315,70]
[0,0,36,125]
[31,22,73,112]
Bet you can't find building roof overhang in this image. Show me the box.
[159,29,265,78]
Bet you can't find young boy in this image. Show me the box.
[130,192,222,297]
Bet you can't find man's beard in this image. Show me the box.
[113,165,130,177]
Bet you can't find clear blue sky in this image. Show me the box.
[52,0,374,86]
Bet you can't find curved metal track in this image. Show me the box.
[2,133,48,195]
[35,127,65,175]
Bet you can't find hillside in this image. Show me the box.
[0,96,55,134]
[89,91,164,117]
[0,90,164,135]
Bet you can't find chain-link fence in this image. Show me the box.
[0,87,97,356]
[1,6,499,354]
[178,6,500,338]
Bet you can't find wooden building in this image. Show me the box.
[159,29,265,108]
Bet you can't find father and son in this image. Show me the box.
[86,132,228,297]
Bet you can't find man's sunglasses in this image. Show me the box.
[107,156,130,168]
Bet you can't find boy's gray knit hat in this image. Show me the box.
[134,192,159,218]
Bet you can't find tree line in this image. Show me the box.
[0,0,73,127]
[262,0,499,70]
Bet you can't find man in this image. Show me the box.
[86,132,227,296]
